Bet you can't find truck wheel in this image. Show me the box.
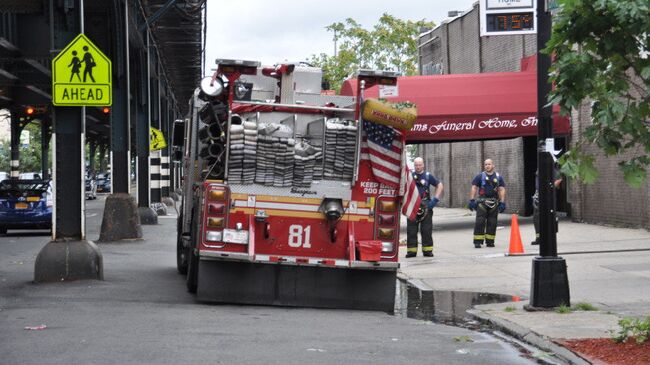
[0,226,6,234]
[176,213,188,275]
[186,209,199,293]
[186,247,199,293]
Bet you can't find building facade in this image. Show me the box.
[417,2,650,229]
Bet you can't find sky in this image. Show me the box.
[203,0,477,73]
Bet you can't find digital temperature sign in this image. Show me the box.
[486,12,534,32]
[480,0,537,36]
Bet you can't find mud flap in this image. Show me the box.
[197,260,397,312]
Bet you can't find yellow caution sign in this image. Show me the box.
[150,127,167,151]
[52,34,112,106]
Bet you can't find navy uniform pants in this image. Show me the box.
[473,200,499,246]
[406,208,433,254]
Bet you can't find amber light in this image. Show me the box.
[26,106,34,115]
[208,189,225,201]
[102,107,111,114]
[379,200,396,212]
[207,217,224,228]
[378,228,394,239]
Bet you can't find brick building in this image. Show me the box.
[416,2,650,229]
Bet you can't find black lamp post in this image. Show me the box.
[529,0,571,308]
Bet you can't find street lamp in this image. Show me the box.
[528,0,570,309]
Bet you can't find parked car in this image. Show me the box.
[19,172,41,180]
[0,179,52,234]
[85,175,97,200]
[96,173,111,193]
[0,172,8,182]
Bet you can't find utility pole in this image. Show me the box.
[528,0,570,309]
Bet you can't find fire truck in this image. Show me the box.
[174,59,407,311]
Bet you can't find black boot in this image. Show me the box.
[474,243,481,248]
[405,252,417,258]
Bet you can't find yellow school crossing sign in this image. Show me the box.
[150,127,167,151]
[52,34,112,106]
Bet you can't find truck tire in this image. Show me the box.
[186,207,199,293]
[176,213,188,275]
[0,226,6,234]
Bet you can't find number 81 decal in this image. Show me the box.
[288,224,311,248]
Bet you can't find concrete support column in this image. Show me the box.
[10,116,21,179]
[150,150,162,202]
[41,120,50,180]
[99,0,142,241]
[137,30,157,225]
[161,148,170,197]
[99,143,108,173]
[88,139,97,176]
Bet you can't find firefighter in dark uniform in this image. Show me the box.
[532,166,563,245]
[406,157,444,258]
[468,159,506,248]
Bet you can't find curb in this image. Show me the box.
[467,309,591,365]
[401,276,591,365]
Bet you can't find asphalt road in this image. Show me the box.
[0,195,546,365]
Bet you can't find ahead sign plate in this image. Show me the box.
[52,34,112,106]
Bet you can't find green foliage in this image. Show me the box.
[309,14,434,91]
[0,120,52,174]
[504,306,517,312]
[547,0,650,186]
[572,302,598,311]
[554,303,572,314]
[453,335,473,342]
[612,316,650,344]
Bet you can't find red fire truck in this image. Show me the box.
[174,59,407,311]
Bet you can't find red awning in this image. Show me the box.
[340,67,570,143]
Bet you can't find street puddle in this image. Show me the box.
[394,281,519,329]
[394,281,566,365]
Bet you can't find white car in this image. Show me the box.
[19,172,42,180]
[0,172,8,182]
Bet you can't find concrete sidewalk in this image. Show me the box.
[399,207,650,364]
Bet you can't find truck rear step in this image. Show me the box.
[196,260,396,312]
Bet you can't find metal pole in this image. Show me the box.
[529,0,570,309]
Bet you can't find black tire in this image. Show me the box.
[176,213,188,275]
[0,226,7,234]
[186,207,199,293]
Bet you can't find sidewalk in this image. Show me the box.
[399,207,650,364]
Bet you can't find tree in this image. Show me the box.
[547,0,650,187]
[309,14,434,91]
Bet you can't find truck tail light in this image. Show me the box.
[378,228,394,239]
[206,231,223,242]
[375,196,399,259]
[378,200,396,212]
[381,242,394,252]
[207,217,224,228]
[208,189,226,201]
[203,184,229,245]
[208,203,225,214]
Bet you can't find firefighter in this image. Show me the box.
[468,159,506,248]
[532,166,563,245]
[406,157,444,258]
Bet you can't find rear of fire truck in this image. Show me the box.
[174,59,406,311]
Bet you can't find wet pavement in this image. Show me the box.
[0,196,549,365]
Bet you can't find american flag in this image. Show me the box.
[361,120,402,188]
[360,119,421,220]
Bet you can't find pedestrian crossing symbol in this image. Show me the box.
[150,127,167,151]
[52,33,112,106]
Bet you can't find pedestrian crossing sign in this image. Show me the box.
[150,127,167,151]
[52,33,112,106]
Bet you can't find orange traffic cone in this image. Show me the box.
[507,214,524,255]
